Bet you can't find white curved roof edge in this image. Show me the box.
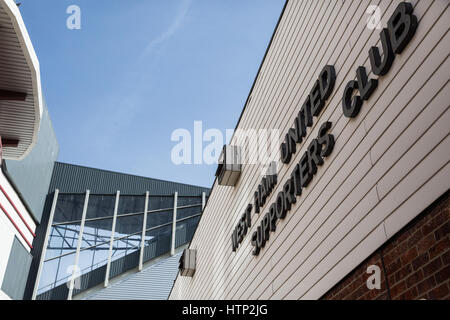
[2,0,42,160]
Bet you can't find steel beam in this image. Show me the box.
[138,191,149,271]
[104,191,120,288]
[67,190,90,300]
[170,192,178,256]
[31,189,59,300]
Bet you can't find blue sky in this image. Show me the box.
[19,0,285,188]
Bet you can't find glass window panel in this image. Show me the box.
[109,241,140,279]
[90,243,111,267]
[38,194,87,298]
[86,194,116,219]
[37,258,59,293]
[53,194,86,224]
[77,242,110,276]
[38,252,76,294]
[117,195,146,215]
[81,218,113,249]
[176,206,202,220]
[44,224,79,261]
[44,227,63,260]
[148,195,173,211]
[176,196,202,207]
[143,224,172,262]
[38,193,207,298]
[146,209,173,229]
[114,214,143,238]
[110,234,141,263]
[175,216,201,248]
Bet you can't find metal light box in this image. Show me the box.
[215,145,242,186]
[179,249,196,277]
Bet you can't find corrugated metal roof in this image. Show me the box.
[48,162,210,197]
[82,252,182,300]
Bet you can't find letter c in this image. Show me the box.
[342,80,362,118]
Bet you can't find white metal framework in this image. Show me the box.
[32,190,206,300]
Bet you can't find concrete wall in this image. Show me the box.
[170,0,450,300]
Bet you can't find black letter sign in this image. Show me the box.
[369,28,395,76]
[387,2,418,54]
[342,80,362,118]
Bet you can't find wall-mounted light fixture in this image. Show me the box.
[179,249,196,277]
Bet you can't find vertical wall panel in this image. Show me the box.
[1,237,32,299]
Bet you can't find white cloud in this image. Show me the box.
[143,0,192,54]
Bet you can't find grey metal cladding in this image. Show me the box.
[5,101,59,222]
[1,237,33,300]
[48,162,210,196]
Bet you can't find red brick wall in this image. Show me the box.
[322,190,449,300]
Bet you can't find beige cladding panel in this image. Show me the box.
[170,0,450,300]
